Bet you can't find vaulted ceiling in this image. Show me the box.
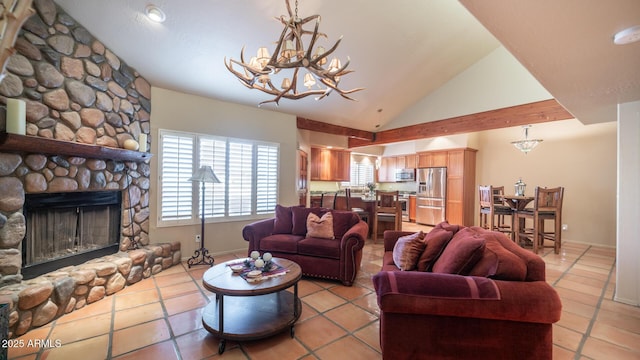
[461,0,640,126]
[53,0,639,133]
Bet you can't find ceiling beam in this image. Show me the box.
[297,117,375,141]
[348,99,573,148]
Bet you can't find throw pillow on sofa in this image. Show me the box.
[392,231,426,270]
[416,221,460,271]
[273,204,296,234]
[331,210,360,239]
[292,207,324,235]
[467,229,528,281]
[432,227,486,275]
[307,212,335,239]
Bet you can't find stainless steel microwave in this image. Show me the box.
[395,169,415,182]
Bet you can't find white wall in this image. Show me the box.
[616,100,640,306]
[386,46,552,130]
[149,87,298,257]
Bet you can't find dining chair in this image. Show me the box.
[320,192,337,209]
[515,186,564,254]
[345,188,369,223]
[492,186,516,236]
[479,185,514,238]
[372,190,402,243]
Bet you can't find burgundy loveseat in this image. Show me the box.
[373,222,562,359]
[242,205,368,286]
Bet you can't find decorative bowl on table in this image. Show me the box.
[247,270,262,278]
[230,264,244,273]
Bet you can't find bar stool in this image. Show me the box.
[345,188,369,223]
[479,185,514,238]
[320,192,337,209]
[516,186,564,254]
[372,190,402,243]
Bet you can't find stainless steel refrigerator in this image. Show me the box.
[416,167,446,225]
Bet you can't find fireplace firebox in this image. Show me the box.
[22,191,122,279]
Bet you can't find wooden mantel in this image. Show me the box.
[0,132,152,162]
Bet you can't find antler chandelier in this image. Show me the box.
[224,0,363,106]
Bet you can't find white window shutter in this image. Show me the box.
[198,138,226,218]
[256,144,279,214]
[228,142,253,216]
[159,133,194,221]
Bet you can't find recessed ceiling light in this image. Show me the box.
[613,25,640,45]
[145,5,166,23]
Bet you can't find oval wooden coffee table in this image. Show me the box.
[201,258,302,354]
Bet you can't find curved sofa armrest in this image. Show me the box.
[340,220,368,253]
[242,218,275,253]
[383,230,417,252]
[373,271,562,324]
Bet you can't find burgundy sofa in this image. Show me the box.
[242,205,368,286]
[373,222,562,359]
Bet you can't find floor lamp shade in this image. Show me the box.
[189,166,220,184]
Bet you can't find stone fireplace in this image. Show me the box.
[0,0,153,283]
[0,0,180,338]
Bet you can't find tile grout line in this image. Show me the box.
[541,244,618,359]
[297,283,380,358]
[315,286,381,356]
[29,304,57,359]
[540,244,591,358]
[572,254,617,360]
[106,294,115,359]
[156,266,187,360]
[112,263,198,359]
[546,245,591,287]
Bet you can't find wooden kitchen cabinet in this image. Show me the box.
[310,147,330,180]
[417,151,447,168]
[404,154,417,169]
[445,148,477,227]
[378,156,397,182]
[310,147,351,181]
[332,150,351,181]
[378,154,417,182]
[396,154,417,169]
[409,195,416,222]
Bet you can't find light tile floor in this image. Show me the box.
[7,223,640,359]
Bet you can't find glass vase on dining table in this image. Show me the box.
[514,178,526,196]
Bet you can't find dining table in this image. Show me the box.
[501,195,535,211]
[500,195,535,242]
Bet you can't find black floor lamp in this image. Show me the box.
[187,165,220,268]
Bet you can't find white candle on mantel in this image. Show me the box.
[6,99,26,135]
[139,133,148,152]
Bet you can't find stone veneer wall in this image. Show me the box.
[0,0,181,338]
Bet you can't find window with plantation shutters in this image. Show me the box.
[227,141,253,216]
[349,161,375,186]
[256,144,278,214]
[199,137,226,218]
[158,129,280,226]
[159,132,195,223]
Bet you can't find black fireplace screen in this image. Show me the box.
[22,191,122,278]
